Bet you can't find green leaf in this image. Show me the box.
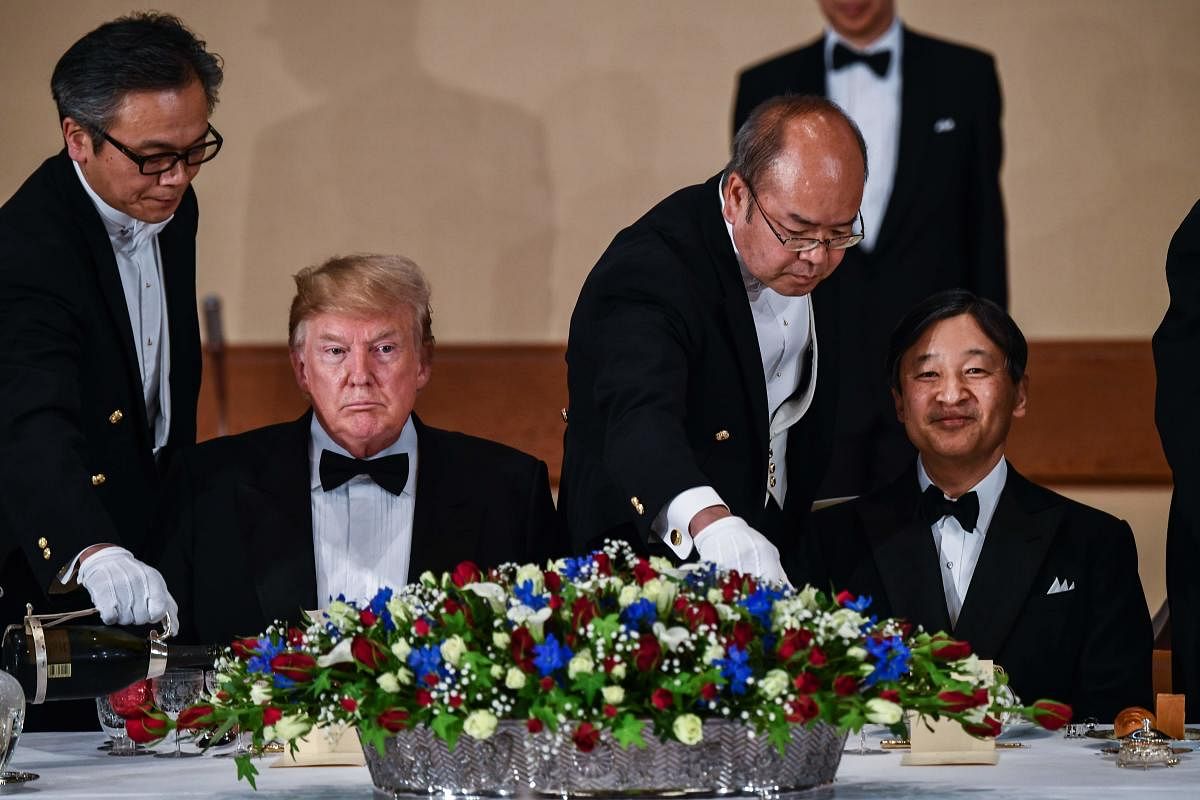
[359,724,388,755]
[235,754,259,789]
[767,719,791,756]
[431,712,463,751]
[611,714,647,749]
[572,671,608,704]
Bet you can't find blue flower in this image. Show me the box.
[560,556,593,581]
[369,587,395,632]
[863,636,912,687]
[532,633,574,677]
[715,645,752,695]
[684,563,718,590]
[407,644,445,683]
[514,580,548,611]
[739,587,784,627]
[246,636,284,677]
[620,598,657,630]
[845,594,873,613]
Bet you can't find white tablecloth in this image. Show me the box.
[7,727,1199,798]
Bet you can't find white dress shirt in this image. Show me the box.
[917,456,1008,627]
[73,161,172,454]
[654,181,818,558]
[309,415,419,606]
[825,16,903,252]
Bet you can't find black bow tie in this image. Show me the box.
[319,450,409,495]
[832,42,892,78]
[918,485,980,531]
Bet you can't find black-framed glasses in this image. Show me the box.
[102,124,223,176]
[747,184,864,253]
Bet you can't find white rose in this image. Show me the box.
[641,578,677,614]
[376,672,400,693]
[706,588,724,604]
[568,652,594,679]
[758,669,790,699]
[490,664,504,679]
[830,608,865,640]
[386,596,410,624]
[950,655,993,687]
[492,631,511,649]
[796,585,820,611]
[601,686,625,705]
[419,571,437,587]
[463,710,499,740]
[610,663,627,680]
[273,714,313,742]
[440,635,467,667]
[673,713,703,745]
[618,585,641,608]
[514,564,544,594]
[390,638,412,661]
[864,698,903,725]
[395,667,413,685]
[324,600,356,631]
[702,644,726,665]
[846,646,868,662]
[505,667,527,690]
[249,680,273,706]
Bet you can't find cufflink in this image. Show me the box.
[91,473,107,486]
[560,408,568,423]
[670,529,683,546]
[108,409,124,424]
[630,496,645,516]
[42,547,51,561]
[714,430,730,441]
[37,537,47,549]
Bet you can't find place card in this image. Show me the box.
[901,658,999,766]
[271,723,365,768]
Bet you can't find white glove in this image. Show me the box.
[77,546,179,635]
[692,515,789,585]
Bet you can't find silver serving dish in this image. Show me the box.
[361,720,847,797]
[1116,720,1180,769]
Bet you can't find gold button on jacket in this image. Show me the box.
[108,409,124,424]
[37,537,48,549]
[91,473,107,486]
[42,547,51,561]
[630,496,645,516]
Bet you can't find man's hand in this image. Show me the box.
[691,515,788,584]
[77,546,179,635]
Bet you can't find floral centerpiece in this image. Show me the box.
[180,540,1070,791]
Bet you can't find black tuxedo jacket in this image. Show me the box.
[801,463,1153,719]
[734,28,1006,492]
[0,151,201,623]
[560,173,841,558]
[1153,198,1200,711]
[157,413,562,645]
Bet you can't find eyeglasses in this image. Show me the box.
[746,184,864,253]
[102,124,223,176]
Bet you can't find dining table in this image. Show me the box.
[5,725,1197,798]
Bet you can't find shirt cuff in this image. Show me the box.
[651,486,727,559]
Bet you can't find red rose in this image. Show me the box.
[415,689,434,707]
[962,716,1002,738]
[527,718,544,733]
[511,627,536,672]
[539,677,556,691]
[793,671,820,694]
[833,675,858,696]
[125,713,169,744]
[776,628,813,660]
[787,695,819,724]
[378,709,410,732]
[1032,700,1072,731]
[835,590,855,606]
[651,688,674,710]
[108,680,153,718]
[730,621,754,649]
[413,618,431,637]
[572,598,598,629]
[573,722,601,752]
[449,694,463,708]
[341,697,358,712]
[175,704,214,730]
[673,596,690,614]
[879,689,900,703]
[602,656,619,673]
[930,638,972,661]
[543,570,563,593]
[359,609,377,627]
[700,682,718,701]
[262,706,283,726]
[270,652,317,683]
[593,553,612,575]
[633,559,658,585]
[423,673,438,686]
[287,627,306,647]
[549,594,564,610]
[634,633,662,672]
[443,598,465,619]
[603,704,618,718]
[721,580,738,603]
[351,635,386,670]
[937,688,989,713]
[808,646,827,667]
[685,601,719,631]
[452,560,482,587]
[231,638,260,660]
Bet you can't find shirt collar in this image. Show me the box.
[72,159,172,247]
[823,15,903,72]
[916,455,1008,534]
[308,413,419,494]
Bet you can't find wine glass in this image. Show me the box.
[844,723,886,755]
[95,696,145,757]
[197,670,237,752]
[152,669,204,759]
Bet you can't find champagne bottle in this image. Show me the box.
[0,621,218,703]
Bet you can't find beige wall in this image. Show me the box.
[1,2,1189,610]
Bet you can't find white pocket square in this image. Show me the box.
[1047,577,1076,595]
[934,117,956,133]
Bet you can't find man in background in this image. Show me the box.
[0,10,225,698]
[734,0,1007,497]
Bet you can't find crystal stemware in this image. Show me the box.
[95,695,145,757]
[152,669,204,758]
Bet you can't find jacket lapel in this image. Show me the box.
[953,467,1059,655]
[874,28,933,253]
[408,417,483,579]
[241,414,318,622]
[861,468,952,632]
[160,197,200,448]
